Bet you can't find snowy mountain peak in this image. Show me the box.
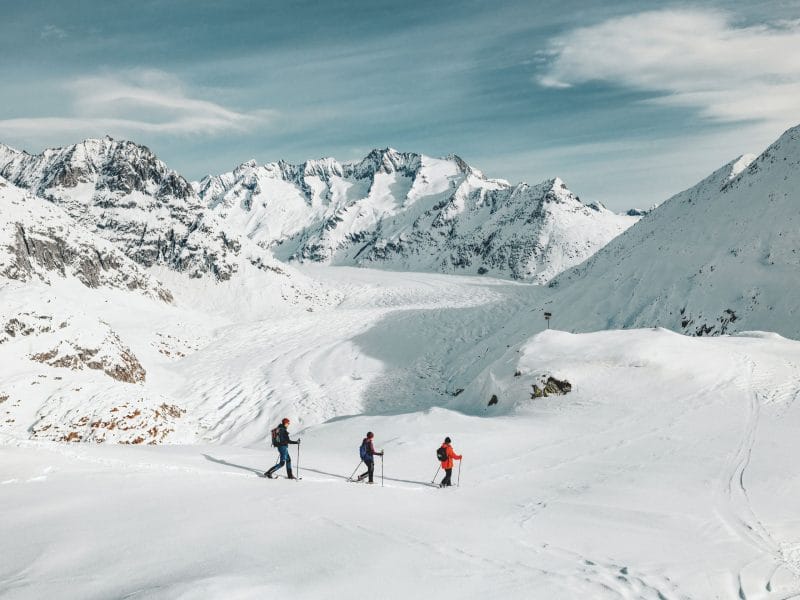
[302,157,344,179]
[444,154,477,177]
[0,137,194,201]
[548,122,800,338]
[350,147,422,179]
[195,148,639,282]
[541,177,579,201]
[235,159,259,173]
[0,139,322,289]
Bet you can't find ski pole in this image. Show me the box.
[381,453,384,487]
[296,440,301,481]
[348,461,363,481]
[457,459,461,488]
[431,466,440,485]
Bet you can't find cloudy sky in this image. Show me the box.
[2,0,799,210]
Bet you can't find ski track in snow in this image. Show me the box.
[173,270,523,444]
[3,269,800,599]
[717,354,800,599]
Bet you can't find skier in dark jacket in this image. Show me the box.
[265,418,300,479]
[356,431,383,484]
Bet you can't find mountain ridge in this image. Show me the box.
[197,148,638,282]
[542,125,799,337]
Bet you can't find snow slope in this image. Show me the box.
[2,126,800,600]
[545,124,800,338]
[0,266,533,445]
[0,176,172,301]
[2,327,799,599]
[0,138,316,289]
[198,149,638,282]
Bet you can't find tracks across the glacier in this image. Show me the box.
[716,354,800,599]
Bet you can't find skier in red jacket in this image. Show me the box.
[439,436,462,487]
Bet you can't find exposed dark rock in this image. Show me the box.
[531,376,572,398]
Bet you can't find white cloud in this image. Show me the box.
[40,25,67,40]
[0,70,276,140]
[539,10,800,127]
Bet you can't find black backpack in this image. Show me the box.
[436,446,448,462]
[271,426,281,447]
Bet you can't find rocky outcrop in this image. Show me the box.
[31,334,146,384]
[0,177,173,301]
[0,139,243,281]
[531,376,572,398]
[31,400,187,444]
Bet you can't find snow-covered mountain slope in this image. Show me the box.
[198,149,639,283]
[0,176,172,301]
[0,138,281,283]
[3,327,799,599]
[0,280,204,444]
[0,266,528,445]
[544,124,800,338]
[0,137,339,314]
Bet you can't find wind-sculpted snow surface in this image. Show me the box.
[198,149,638,282]
[2,328,799,599]
[545,124,800,338]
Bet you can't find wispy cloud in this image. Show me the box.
[0,70,276,140]
[40,24,67,40]
[539,10,800,128]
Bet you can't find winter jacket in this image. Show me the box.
[275,424,298,447]
[360,438,383,461]
[439,443,462,469]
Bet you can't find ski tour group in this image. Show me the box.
[263,418,463,488]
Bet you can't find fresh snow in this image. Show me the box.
[198,149,639,282]
[546,126,800,339]
[2,324,800,599]
[2,124,800,599]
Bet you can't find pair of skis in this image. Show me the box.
[431,461,462,488]
[347,456,384,487]
[262,442,302,480]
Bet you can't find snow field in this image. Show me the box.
[2,320,800,599]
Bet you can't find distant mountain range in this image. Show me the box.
[0,138,640,285]
[197,148,639,283]
[2,125,799,339]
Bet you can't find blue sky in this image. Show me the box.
[1,0,800,210]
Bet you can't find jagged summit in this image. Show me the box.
[0,137,193,200]
[348,147,422,179]
[0,139,319,294]
[1,137,641,285]
[197,148,638,283]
